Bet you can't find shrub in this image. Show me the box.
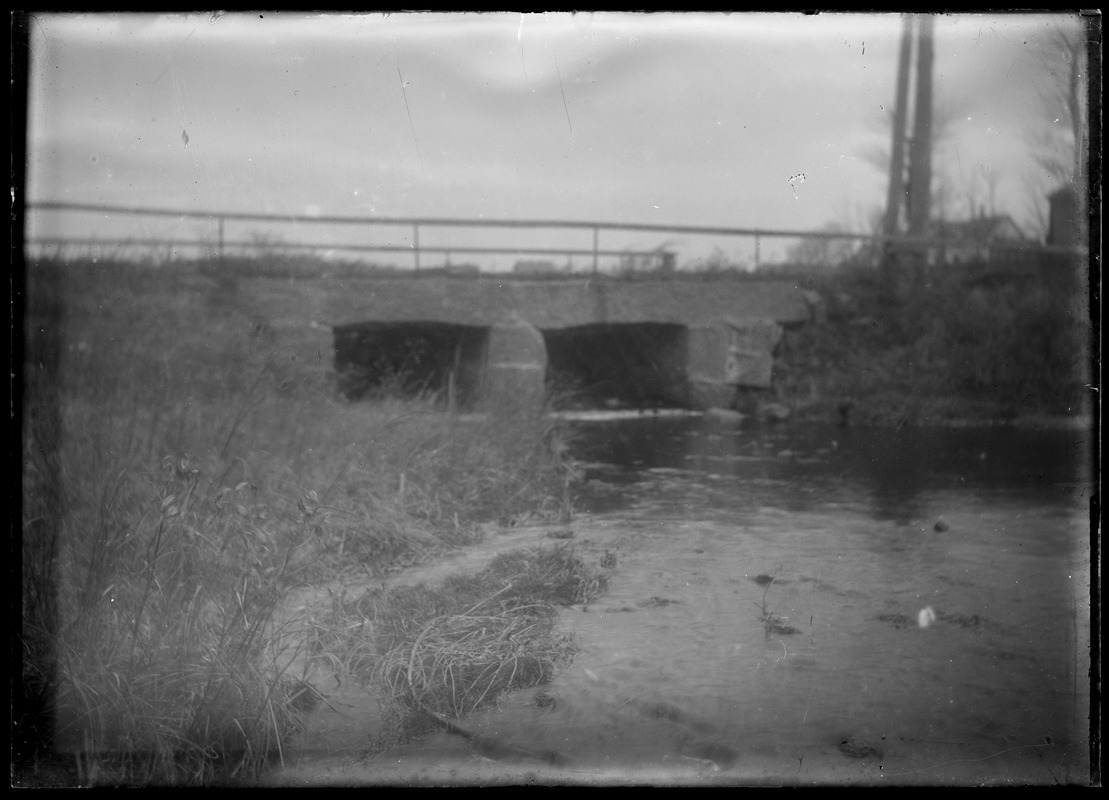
[775,259,1091,423]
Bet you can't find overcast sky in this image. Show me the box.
[23,11,1087,268]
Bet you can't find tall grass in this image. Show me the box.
[18,258,576,785]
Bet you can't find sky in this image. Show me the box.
[22,11,1089,270]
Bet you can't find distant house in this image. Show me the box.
[616,249,678,274]
[930,213,1027,265]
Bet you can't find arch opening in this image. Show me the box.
[542,323,689,410]
[333,321,487,408]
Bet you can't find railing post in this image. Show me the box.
[413,222,420,273]
[218,215,225,265]
[592,226,599,274]
[754,233,760,270]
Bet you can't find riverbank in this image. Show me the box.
[17,259,589,786]
[766,259,1094,429]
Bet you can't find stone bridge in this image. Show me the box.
[254,275,814,412]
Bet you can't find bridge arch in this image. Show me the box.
[322,277,809,412]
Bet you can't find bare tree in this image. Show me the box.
[1023,16,1090,239]
[862,95,967,224]
[936,162,1004,224]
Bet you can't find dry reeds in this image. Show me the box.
[389,606,574,717]
[44,451,326,785]
[316,545,604,750]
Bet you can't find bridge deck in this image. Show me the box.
[257,275,811,330]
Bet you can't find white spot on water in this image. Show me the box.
[918,606,937,628]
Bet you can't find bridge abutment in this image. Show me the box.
[684,320,782,410]
[482,317,548,412]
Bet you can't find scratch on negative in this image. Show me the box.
[993,56,1019,123]
[518,15,528,80]
[397,63,424,171]
[554,52,574,141]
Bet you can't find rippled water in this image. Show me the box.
[286,418,1094,786]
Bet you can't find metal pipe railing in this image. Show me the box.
[23,200,1087,270]
[24,236,674,261]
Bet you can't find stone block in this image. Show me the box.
[723,320,782,389]
[483,317,547,410]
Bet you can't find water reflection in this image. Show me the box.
[570,418,1091,523]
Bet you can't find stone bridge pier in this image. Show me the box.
[483,317,549,411]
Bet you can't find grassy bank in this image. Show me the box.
[18,258,582,785]
[769,259,1093,427]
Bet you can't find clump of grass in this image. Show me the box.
[42,448,330,785]
[388,405,577,528]
[314,545,605,751]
